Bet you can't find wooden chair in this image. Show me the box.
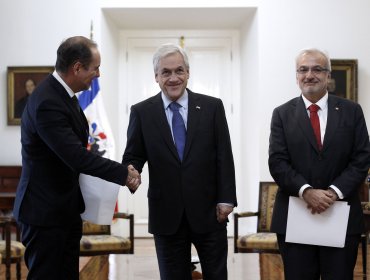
[234,181,279,254]
[360,170,370,280]
[0,216,25,280]
[80,212,134,256]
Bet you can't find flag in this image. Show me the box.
[77,78,115,160]
[77,78,119,218]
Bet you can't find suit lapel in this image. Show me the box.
[295,97,320,152]
[322,96,340,151]
[151,93,180,160]
[66,95,89,144]
[183,91,201,161]
[50,76,89,144]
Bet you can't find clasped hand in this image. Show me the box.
[125,164,141,192]
[303,188,338,214]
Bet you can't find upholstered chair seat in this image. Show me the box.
[0,240,25,258]
[79,212,134,256]
[236,232,278,251]
[80,234,131,254]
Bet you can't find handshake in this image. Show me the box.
[125,164,141,192]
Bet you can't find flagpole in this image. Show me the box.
[90,20,94,41]
[86,21,120,218]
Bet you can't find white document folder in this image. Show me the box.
[79,174,120,225]
[286,196,350,248]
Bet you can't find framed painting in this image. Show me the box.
[328,59,358,102]
[7,66,54,125]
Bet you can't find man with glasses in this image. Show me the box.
[269,48,370,279]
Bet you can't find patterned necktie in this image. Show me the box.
[308,104,322,150]
[169,102,186,161]
[72,95,81,112]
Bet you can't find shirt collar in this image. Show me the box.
[52,70,75,98]
[162,90,188,109]
[302,92,328,111]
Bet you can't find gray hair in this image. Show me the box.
[153,43,189,73]
[296,48,331,72]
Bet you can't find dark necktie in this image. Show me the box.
[308,104,322,150]
[72,95,81,112]
[169,102,186,161]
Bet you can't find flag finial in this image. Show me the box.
[179,36,185,48]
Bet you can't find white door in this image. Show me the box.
[118,31,240,237]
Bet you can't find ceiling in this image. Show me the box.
[102,7,256,29]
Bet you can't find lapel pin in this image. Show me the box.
[196,106,201,110]
[335,107,339,111]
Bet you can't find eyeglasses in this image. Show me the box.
[296,66,330,75]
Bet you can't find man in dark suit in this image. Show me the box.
[122,43,237,279]
[13,36,140,280]
[269,48,370,280]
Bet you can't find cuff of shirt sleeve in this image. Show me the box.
[329,185,344,199]
[217,203,234,207]
[299,184,312,198]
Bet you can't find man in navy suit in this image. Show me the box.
[122,43,237,279]
[269,48,370,280]
[13,36,140,280]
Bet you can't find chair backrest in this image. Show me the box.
[257,182,278,232]
[82,221,110,235]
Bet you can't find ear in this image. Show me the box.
[155,73,159,83]
[72,61,82,75]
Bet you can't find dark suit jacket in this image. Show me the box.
[269,95,370,235]
[122,89,237,235]
[13,74,127,226]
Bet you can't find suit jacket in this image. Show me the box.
[269,95,370,235]
[13,74,127,226]
[122,89,237,235]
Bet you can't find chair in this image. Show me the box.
[360,170,370,280]
[361,202,370,280]
[79,212,134,256]
[234,181,279,254]
[0,216,25,280]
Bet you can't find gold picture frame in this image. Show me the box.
[329,59,358,102]
[7,66,54,125]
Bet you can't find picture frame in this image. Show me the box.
[7,66,54,125]
[328,59,358,102]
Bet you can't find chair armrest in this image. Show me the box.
[113,212,134,254]
[113,212,132,219]
[235,211,259,218]
[362,202,370,211]
[0,216,16,223]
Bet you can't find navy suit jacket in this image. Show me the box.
[269,95,370,235]
[13,74,127,226]
[122,90,237,235]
